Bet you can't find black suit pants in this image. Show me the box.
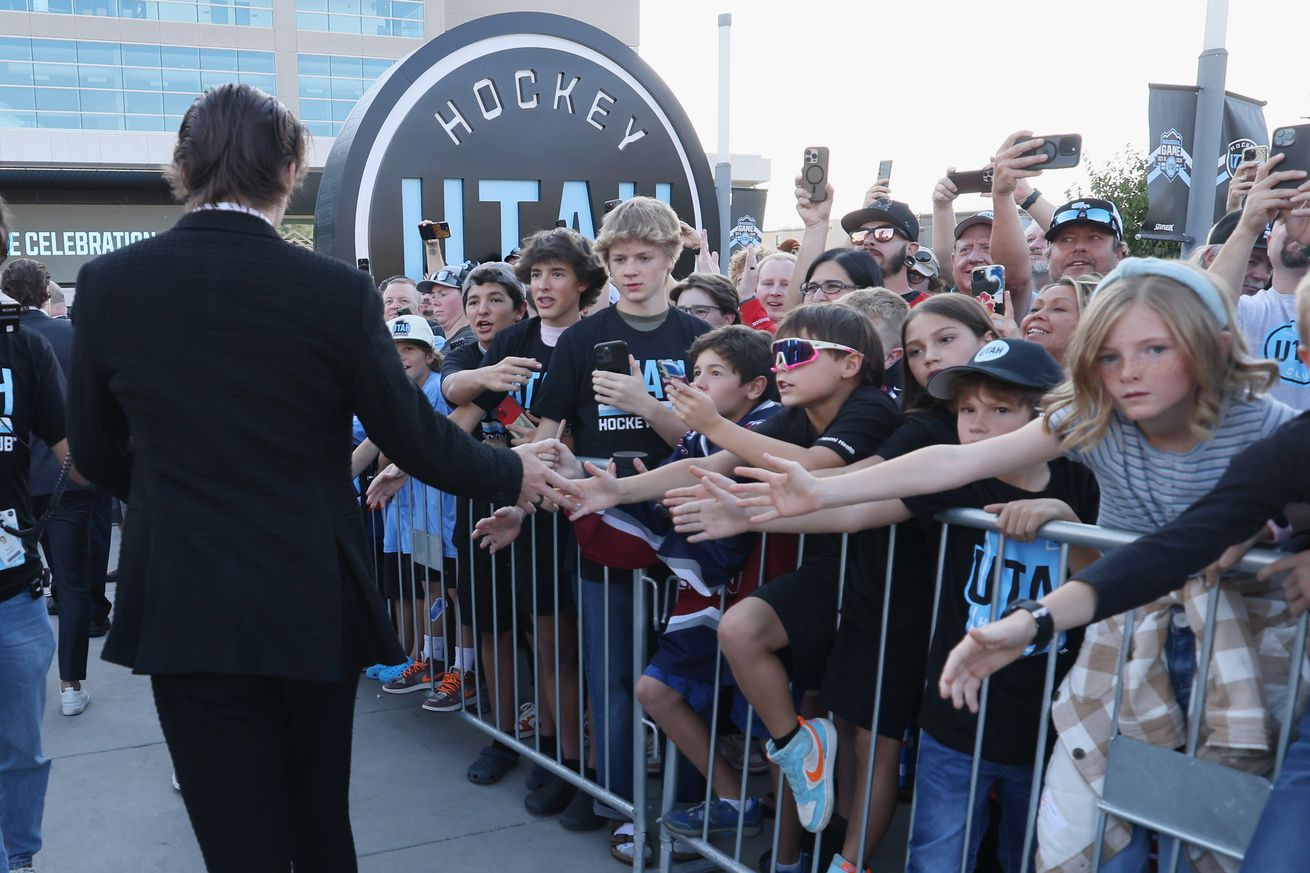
[152,672,360,873]
[35,490,93,681]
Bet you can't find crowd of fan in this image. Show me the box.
[13,127,1310,873]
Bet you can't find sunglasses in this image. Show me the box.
[771,338,861,372]
[850,226,899,245]
[1051,207,1120,237]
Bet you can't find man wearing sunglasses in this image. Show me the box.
[840,199,924,303]
[417,260,478,348]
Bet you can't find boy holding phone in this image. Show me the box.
[529,197,712,857]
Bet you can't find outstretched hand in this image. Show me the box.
[366,464,408,510]
[472,506,527,553]
[727,453,823,522]
[938,612,1036,713]
[552,460,624,520]
[669,467,754,542]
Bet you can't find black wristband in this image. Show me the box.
[1000,598,1054,650]
[1019,189,1041,211]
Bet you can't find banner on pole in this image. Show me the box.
[1141,84,1267,242]
[728,187,768,254]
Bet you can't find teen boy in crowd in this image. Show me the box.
[529,197,713,857]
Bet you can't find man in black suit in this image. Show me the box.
[66,83,563,873]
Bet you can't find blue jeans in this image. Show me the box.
[575,572,639,819]
[1240,701,1310,870]
[906,731,1036,873]
[1100,613,1196,873]
[0,590,56,870]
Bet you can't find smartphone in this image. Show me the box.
[877,159,893,184]
[1241,145,1269,165]
[1271,125,1310,188]
[971,265,1005,316]
[417,221,452,241]
[1014,134,1083,170]
[948,168,993,195]
[656,359,687,385]
[593,340,630,374]
[356,257,370,272]
[801,146,830,203]
[494,395,532,431]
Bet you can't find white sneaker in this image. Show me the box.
[172,770,181,792]
[60,685,90,716]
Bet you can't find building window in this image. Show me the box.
[0,36,275,131]
[6,0,274,27]
[297,52,392,137]
[294,0,422,39]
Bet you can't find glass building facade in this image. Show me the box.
[296,52,391,137]
[0,0,273,27]
[0,37,275,130]
[294,0,421,39]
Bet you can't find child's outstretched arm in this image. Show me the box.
[732,417,1063,521]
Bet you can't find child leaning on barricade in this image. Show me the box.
[670,336,1099,873]
[723,258,1299,872]
[552,303,902,872]
[351,315,456,682]
[939,269,1310,873]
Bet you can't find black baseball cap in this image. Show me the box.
[953,210,994,240]
[1207,211,1270,249]
[1045,198,1124,242]
[927,338,1064,401]
[840,198,920,241]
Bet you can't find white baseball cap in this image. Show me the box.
[387,314,435,350]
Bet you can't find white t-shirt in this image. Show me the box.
[1238,286,1310,410]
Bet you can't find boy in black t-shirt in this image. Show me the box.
[529,197,713,856]
[552,304,899,868]
[444,229,608,816]
[671,339,1097,873]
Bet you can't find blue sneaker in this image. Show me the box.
[373,659,413,683]
[765,717,836,833]
[663,797,763,837]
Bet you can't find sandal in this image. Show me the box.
[466,744,519,785]
[609,823,653,867]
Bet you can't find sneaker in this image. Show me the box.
[765,717,836,834]
[60,685,90,716]
[663,797,763,838]
[421,669,479,712]
[517,701,537,739]
[372,659,413,683]
[382,660,434,694]
[758,850,812,873]
[721,733,769,774]
[825,856,871,873]
[172,771,181,792]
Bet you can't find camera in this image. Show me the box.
[1274,128,1297,148]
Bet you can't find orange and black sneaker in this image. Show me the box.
[422,668,477,712]
[382,659,433,694]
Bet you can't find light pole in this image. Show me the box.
[1181,0,1230,257]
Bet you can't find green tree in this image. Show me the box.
[1065,148,1182,259]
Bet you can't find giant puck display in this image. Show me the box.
[315,12,718,278]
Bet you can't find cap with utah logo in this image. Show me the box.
[387,314,436,350]
[926,338,1064,400]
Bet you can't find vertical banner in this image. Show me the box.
[1214,92,1269,218]
[1142,85,1268,241]
[727,187,767,254]
[1141,84,1197,241]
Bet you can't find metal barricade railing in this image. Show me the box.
[369,473,1308,873]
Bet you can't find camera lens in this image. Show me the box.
[1060,140,1079,155]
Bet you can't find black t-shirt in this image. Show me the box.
[473,316,554,416]
[902,458,1100,765]
[752,384,901,465]
[0,329,68,603]
[878,405,957,460]
[531,306,710,461]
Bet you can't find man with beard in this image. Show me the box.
[1199,211,1272,297]
[838,198,925,305]
[1210,158,1310,409]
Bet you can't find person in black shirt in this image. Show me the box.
[0,259,78,873]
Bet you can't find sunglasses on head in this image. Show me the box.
[1051,207,1119,237]
[850,226,899,245]
[771,338,861,372]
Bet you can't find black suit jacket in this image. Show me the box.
[68,209,524,681]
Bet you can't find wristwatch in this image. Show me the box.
[999,599,1054,649]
